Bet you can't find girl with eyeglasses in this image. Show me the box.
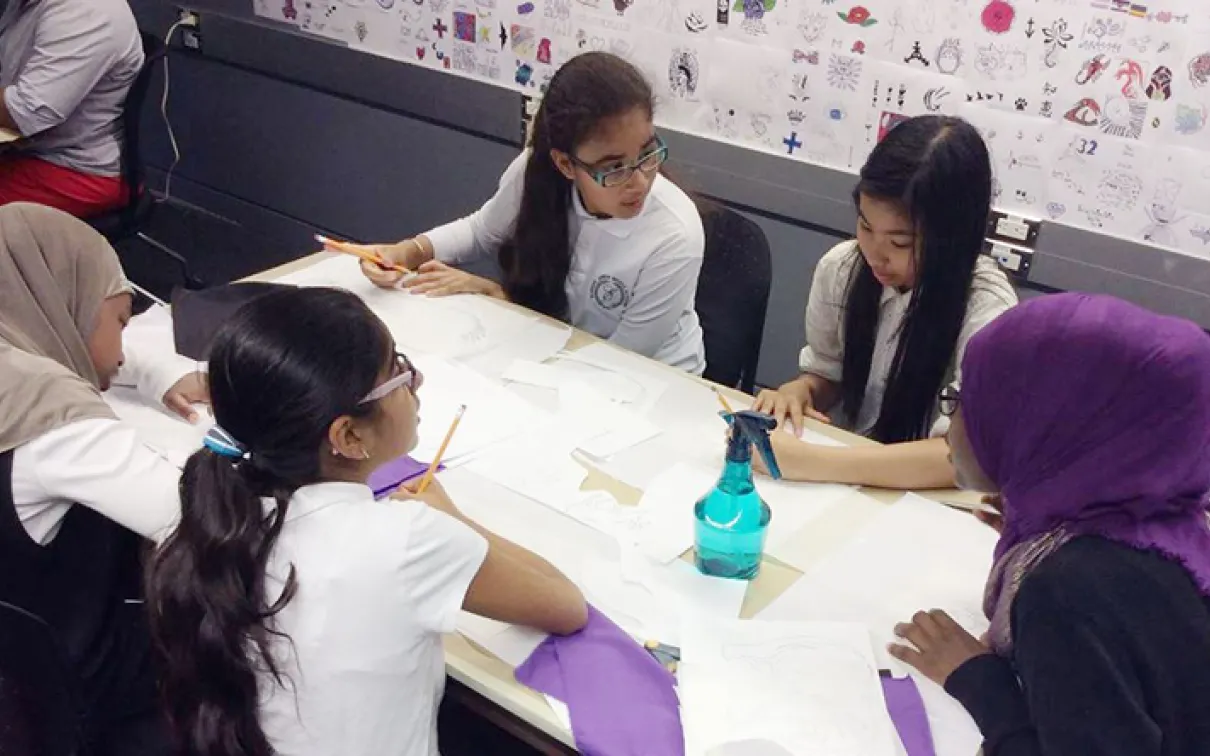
[355,52,707,374]
[145,287,587,756]
[753,116,1018,490]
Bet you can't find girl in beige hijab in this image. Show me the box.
[0,203,204,755]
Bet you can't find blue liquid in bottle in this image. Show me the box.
[694,458,772,580]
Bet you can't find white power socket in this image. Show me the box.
[177,9,200,29]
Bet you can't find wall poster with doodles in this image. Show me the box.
[259,0,1210,259]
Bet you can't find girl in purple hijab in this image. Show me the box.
[889,293,1210,756]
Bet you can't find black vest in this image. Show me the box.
[0,451,157,736]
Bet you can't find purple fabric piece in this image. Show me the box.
[515,606,684,756]
[366,455,439,498]
[962,294,1210,645]
[881,676,935,756]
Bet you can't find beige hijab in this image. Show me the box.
[0,203,132,454]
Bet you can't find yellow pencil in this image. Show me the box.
[714,387,736,415]
[417,405,466,493]
[315,234,411,274]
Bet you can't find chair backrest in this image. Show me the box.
[0,601,87,756]
[117,32,169,220]
[695,203,773,393]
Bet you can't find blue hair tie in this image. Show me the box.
[203,425,249,460]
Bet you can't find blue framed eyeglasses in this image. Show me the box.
[571,135,669,188]
[360,352,421,405]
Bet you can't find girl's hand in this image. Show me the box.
[751,430,833,481]
[357,239,429,288]
[391,477,460,518]
[975,494,1004,532]
[162,371,209,423]
[403,260,504,298]
[751,378,831,437]
[888,610,991,686]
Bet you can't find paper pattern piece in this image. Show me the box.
[251,0,1210,257]
[678,620,899,756]
[759,493,995,756]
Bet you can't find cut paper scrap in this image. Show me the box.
[105,387,213,469]
[550,342,671,412]
[581,549,747,646]
[275,255,538,360]
[759,493,994,756]
[457,612,547,667]
[678,620,899,756]
[409,354,554,467]
[460,319,572,380]
[558,382,663,460]
[516,605,685,756]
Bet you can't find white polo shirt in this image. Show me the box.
[259,482,487,756]
[799,241,1018,437]
[423,151,707,374]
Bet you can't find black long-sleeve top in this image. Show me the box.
[945,536,1210,756]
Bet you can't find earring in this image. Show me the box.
[361,448,371,460]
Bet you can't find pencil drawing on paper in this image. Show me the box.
[669,48,701,98]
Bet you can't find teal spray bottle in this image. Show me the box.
[694,410,782,580]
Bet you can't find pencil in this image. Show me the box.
[417,405,466,493]
[714,387,736,415]
[315,233,411,274]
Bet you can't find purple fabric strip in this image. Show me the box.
[366,455,439,498]
[515,606,684,756]
[881,675,936,756]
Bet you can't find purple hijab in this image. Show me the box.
[961,293,1210,654]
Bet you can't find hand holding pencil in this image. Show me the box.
[316,234,432,289]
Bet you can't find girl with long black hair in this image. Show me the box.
[355,52,707,374]
[145,287,586,756]
[753,116,1017,490]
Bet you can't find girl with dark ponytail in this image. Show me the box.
[145,287,586,756]
[753,116,1018,490]
[353,52,707,374]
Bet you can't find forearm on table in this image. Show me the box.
[786,436,956,489]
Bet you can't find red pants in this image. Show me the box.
[0,154,126,219]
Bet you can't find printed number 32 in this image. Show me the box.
[1076,138,1098,155]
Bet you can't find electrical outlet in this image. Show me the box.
[182,27,202,51]
[177,9,199,28]
[986,240,1033,279]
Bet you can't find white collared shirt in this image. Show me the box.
[10,308,197,545]
[424,151,707,374]
[259,482,488,756]
[799,241,1018,437]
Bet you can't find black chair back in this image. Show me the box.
[696,204,773,394]
[0,601,87,756]
[116,32,168,225]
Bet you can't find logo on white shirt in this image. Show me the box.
[590,274,631,310]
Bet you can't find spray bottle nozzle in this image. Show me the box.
[722,409,782,480]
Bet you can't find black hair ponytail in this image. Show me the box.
[146,287,393,756]
[498,52,654,318]
[841,116,992,443]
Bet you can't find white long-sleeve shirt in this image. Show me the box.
[10,307,197,545]
[799,241,1018,437]
[424,151,707,374]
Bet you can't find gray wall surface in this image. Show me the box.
[130,1,1209,388]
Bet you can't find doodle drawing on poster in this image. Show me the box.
[878,112,910,141]
[1189,53,1210,89]
[669,48,700,99]
[924,86,951,112]
[904,42,930,67]
[1100,96,1147,139]
[783,131,802,154]
[1075,54,1110,85]
[1175,104,1207,135]
[733,0,777,37]
[838,6,877,27]
[1146,66,1173,101]
[974,44,1027,81]
[1065,98,1101,127]
[980,0,1015,35]
[454,11,476,42]
[1097,168,1143,212]
[612,0,634,16]
[1115,60,1144,98]
[1141,178,1185,249]
[935,38,963,75]
[827,53,862,90]
[511,24,536,58]
[798,10,829,44]
[1042,19,1073,68]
